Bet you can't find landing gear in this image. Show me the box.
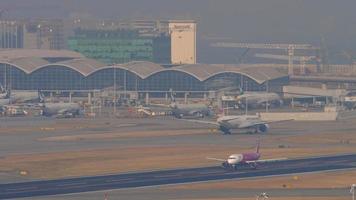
[222,161,229,168]
[220,126,231,135]
[249,162,258,170]
[221,162,237,171]
[195,112,204,118]
[223,130,231,135]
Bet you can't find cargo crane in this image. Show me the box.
[254,53,316,75]
[211,42,319,75]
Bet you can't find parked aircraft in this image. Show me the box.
[150,90,212,118]
[0,98,10,107]
[170,102,211,118]
[184,114,291,134]
[207,141,286,170]
[0,85,9,99]
[8,91,43,104]
[41,102,83,118]
[236,91,282,109]
[0,87,43,104]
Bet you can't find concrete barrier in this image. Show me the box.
[337,110,356,120]
[260,112,338,121]
[260,109,356,121]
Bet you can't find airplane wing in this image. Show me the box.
[256,99,268,104]
[149,103,171,108]
[57,108,69,114]
[179,119,219,126]
[236,119,292,129]
[246,157,288,164]
[261,119,294,124]
[245,119,293,127]
[206,157,226,162]
[188,110,202,116]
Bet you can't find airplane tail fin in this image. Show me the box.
[5,89,11,99]
[239,87,244,95]
[0,84,4,93]
[169,89,176,103]
[38,90,45,103]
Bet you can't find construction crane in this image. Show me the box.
[211,42,319,75]
[254,53,316,75]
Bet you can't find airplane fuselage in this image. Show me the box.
[223,152,261,169]
[42,103,82,117]
[237,92,281,108]
[0,98,10,107]
[171,103,210,118]
[217,115,269,134]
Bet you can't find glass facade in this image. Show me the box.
[67,28,170,64]
[0,64,288,92]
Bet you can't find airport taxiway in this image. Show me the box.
[0,154,355,199]
[1,116,356,199]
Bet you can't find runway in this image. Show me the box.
[0,154,356,199]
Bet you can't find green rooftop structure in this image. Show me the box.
[67,28,170,64]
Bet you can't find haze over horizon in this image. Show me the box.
[2,0,356,63]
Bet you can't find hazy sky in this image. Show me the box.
[2,0,356,63]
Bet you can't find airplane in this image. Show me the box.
[41,102,83,118]
[183,114,291,135]
[7,90,43,104]
[0,85,9,99]
[0,98,10,107]
[0,98,10,115]
[236,91,283,109]
[0,85,43,104]
[207,141,287,170]
[170,102,211,118]
[150,90,212,119]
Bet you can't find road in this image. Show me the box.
[0,154,355,199]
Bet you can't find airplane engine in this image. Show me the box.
[257,124,269,133]
[222,161,229,168]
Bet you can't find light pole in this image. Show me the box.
[113,66,117,117]
[245,79,248,115]
[265,80,269,112]
[245,96,248,115]
[37,24,41,49]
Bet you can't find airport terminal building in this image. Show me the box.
[0,49,289,98]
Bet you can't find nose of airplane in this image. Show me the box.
[227,154,243,165]
[227,158,236,165]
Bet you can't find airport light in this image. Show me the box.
[351,184,355,200]
[256,192,269,200]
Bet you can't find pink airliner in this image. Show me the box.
[207,141,286,170]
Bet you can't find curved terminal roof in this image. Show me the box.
[0,49,84,60]
[0,57,50,73]
[0,59,287,84]
[117,61,164,78]
[161,64,286,84]
[45,58,106,76]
